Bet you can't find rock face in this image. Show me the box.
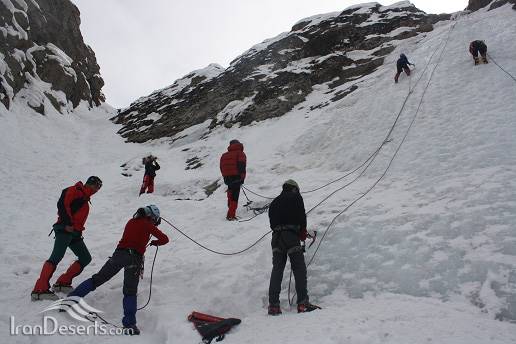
[114,1,449,143]
[467,0,516,11]
[0,0,104,113]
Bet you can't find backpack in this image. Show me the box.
[188,311,241,344]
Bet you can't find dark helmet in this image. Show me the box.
[85,176,102,188]
[400,53,406,59]
[229,139,240,145]
[282,179,299,192]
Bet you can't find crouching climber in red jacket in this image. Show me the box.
[68,205,169,335]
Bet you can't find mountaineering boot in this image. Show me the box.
[53,283,73,293]
[482,56,488,64]
[267,304,282,316]
[474,57,480,65]
[124,324,140,335]
[226,215,238,221]
[31,290,59,301]
[122,295,138,332]
[32,261,59,301]
[297,302,321,313]
[67,278,95,298]
[54,261,83,293]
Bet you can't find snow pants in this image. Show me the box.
[268,230,308,306]
[33,224,92,292]
[470,43,487,59]
[394,66,411,83]
[70,248,143,327]
[90,248,142,296]
[140,175,155,195]
[48,224,92,268]
[225,177,241,219]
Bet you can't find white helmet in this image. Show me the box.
[144,204,161,224]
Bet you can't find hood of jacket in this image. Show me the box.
[227,142,244,152]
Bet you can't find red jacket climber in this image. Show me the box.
[220,140,247,220]
[31,176,103,301]
[69,205,169,335]
[140,155,160,196]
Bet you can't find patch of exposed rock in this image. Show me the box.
[0,0,104,113]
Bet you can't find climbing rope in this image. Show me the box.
[137,245,158,310]
[162,217,271,256]
[241,185,275,200]
[288,20,458,305]
[487,53,516,83]
[240,25,451,223]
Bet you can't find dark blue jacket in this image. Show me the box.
[397,54,412,69]
[144,160,160,177]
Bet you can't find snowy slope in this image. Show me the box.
[1,3,516,344]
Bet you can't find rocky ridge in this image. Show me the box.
[114,1,450,143]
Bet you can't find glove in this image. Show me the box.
[150,240,159,246]
[299,228,307,241]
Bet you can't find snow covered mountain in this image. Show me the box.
[1,0,516,343]
[113,2,450,143]
[0,0,104,114]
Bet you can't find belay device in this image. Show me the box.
[187,311,241,343]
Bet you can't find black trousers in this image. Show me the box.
[224,176,242,201]
[268,231,308,305]
[470,42,487,58]
[91,249,142,296]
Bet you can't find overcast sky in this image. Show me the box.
[71,0,468,109]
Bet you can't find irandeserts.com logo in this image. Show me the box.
[10,297,134,336]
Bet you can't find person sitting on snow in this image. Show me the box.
[469,40,488,65]
[394,53,414,83]
[68,205,169,335]
[219,139,247,221]
[139,155,160,196]
[267,180,320,315]
[31,176,103,301]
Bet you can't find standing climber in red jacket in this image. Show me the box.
[139,155,160,195]
[31,176,103,301]
[219,140,247,220]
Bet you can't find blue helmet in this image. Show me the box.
[144,204,161,224]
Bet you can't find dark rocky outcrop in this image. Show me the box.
[114,2,450,143]
[0,0,104,113]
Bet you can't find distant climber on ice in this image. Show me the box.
[267,179,320,315]
[219,139,246,221]
[68,205,169,335]
[139,155,160,196]
[31,176,103,301]
[394,53,414,83]
[469,40,488,65]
